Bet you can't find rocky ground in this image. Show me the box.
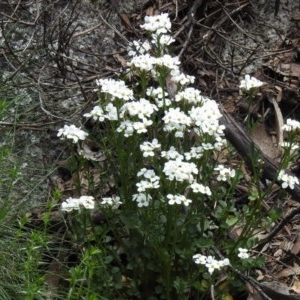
[1,0,300,298]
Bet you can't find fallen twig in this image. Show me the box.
[219,105,300,202]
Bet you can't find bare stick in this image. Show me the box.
[219,106,300,202]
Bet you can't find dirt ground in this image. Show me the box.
[2,0,300,298]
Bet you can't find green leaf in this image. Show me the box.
[196,237,213,248]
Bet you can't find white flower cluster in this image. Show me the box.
[175,87,203,104]
[96,78,133,101]
[239,74,264,92]
[61,196,95,212]
[140,138,161,157]
[280,142,299,150]
[140,13,172,34]
[163,160,198,183]
[170,69,195,86]
[101,196,122,209]
[132,193,152,207]
[237,248,249,259]
[120,98,157,119]
[278,170,299,189]
[184,146,203,160]
[190,182,211,196]
[167,194,192,206]
[282,118,300,132]
[136,168,160,192]
[128,40,151,57]
[146,86,172,108]
[189,100,225,138]
[214,165,236,181]
[163,107,191,137]
[57,124,88,143]
[193,254,230,275]
[83,106,105,122]
[127,53,157,71]
[117,119,153,137]
[152,33,175,46]
[162,146,184,160]
[73,14,228,209]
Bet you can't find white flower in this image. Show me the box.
[151,33,175,46]
[140,13,172,34]
[128,40,151,56]
[170,69,195,86]
[120,98,158,119]
[146,86,172,107]
[96,78,133,101]
[184,146,203,160]
[147,86,172,108]
[205,256,222,274]
[155,55,180,71]
[136,169,160,192]
[190,182,212,196]
[84,106,105,122]
[280,142,299,150]
[61,197,80,212]
[167,194,192,206]
[146,86,167,99]
[163,160,198,183]
[238,248,249,260]
[193,254,230,274]
[282,118,300,132]
[61,196,95,212]
[182,197,192,206]
[189,99,225,139]
[220,258,230,266]
[101,196,122,209]
[278,170,299,189]
[193,254,207,265]
[133,119,153,134]
[175,87,204,104]
[57,124,88,143]
[161,146,184,160]
[163,107,191,135]
[140,139,161,157]
[132,193,151,207]
[79,196,95,210]
[189,99,222,124]
[214,135,227,151]
[167,194,182,205]
[214,165,236,181]
[117,118,153,136]
[239,74,264,91]
[127,53,157,71]
[105,103,118,121]
[117,120,134,137]
[201,143,214,151]
[136,179,160,192]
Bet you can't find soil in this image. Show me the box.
[1,0,300,298]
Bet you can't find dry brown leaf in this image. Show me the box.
[275,265,300,279]
[291,234,300,255]
[78,143,106,162]
[113,53,127,68]
[291,281,300,294]
[145,6,154,16]
[260,281,300,299]
[250,122,280,160]
[278,63,300,78]
[268,95,284,147]
[246,282,263,300]
[120,14,131,28]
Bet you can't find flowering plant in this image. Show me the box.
[56,13,298,299]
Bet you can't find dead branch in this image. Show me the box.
[219,106,300,202]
